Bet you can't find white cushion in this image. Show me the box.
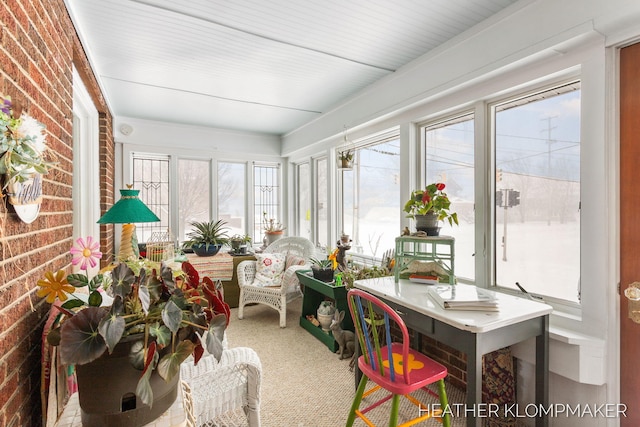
[254,253,286,286]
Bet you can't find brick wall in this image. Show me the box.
[0,1,113,426]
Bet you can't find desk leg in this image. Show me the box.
[466,343,482,427]
[535,315,549,427]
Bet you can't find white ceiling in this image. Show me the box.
[66,0,519,136]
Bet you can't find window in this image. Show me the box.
[178,159,210,241]
[218,162,247,237]
[315,158,328,248]
[423,114,475,280]
[296,162,312,241]
[342,133,400,257]
[253,163,280,241]
[493,81,581,303]
[132,154,169,243]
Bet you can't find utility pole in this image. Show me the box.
[542,116,557,226]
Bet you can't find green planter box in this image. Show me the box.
[296,270,353,352]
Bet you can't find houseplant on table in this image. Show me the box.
[403,182,459,235]
[229,234,252,255]
[183,219,230,257]
[37,237,230,426]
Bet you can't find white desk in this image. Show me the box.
[353,277,553,427]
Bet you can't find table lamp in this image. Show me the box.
[97,186,160,261]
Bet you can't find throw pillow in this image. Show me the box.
[254,253,286,287]
[285,253,306,270]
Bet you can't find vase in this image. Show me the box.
[414,212,440,236]
[317,312,334,332]
[265,230,284,246]
[75,335,179,427]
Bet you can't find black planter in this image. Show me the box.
[415,213,440,235]
[311,267,334,282]
[192,243,222,257]
[75,336,178,427]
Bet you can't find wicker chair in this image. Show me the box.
[237,237,315,327]
[180,347,262,427]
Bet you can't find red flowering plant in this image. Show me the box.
[37,236,230,406]
[403,182,459,226]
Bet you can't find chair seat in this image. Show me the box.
[358,342,448,396]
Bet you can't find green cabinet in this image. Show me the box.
[296,270,353,352]
[394,235,455,284]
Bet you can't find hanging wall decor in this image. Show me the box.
[0,94,55,223]
[337,126,355,170]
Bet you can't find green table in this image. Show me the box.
[296,270,353,352]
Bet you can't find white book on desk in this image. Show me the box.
[428,284,499,311]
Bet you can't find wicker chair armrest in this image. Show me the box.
[237,260,257,288]
[280,264,308,295]
[180,347,262,426]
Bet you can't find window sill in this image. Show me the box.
[511,326,606,385]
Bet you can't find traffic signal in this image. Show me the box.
[496,168,503,182]
[508,189,520,207]
[496,190,503,208]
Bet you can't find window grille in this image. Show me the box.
[253,163,280,239]
[132,155,170,243]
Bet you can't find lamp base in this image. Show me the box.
[119,223,139,261]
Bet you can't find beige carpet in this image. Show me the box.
[225,297,471,427]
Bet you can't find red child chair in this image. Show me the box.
[346,288,450,427]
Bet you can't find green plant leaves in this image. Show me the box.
[59,306,108,365]
[98,297,125,354]
[157,340,195,382]
[205,314,227,361]
[111,263,135,298]
[161,300,183,333]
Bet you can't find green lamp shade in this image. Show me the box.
[97,188,160,224]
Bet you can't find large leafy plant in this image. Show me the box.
[403,182,459,226]
[183,219,230,250]
[38,237,230,407]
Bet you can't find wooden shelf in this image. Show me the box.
[296,270,353,352]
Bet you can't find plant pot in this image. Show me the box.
[338,158,353,169]
[414,212,440,235]
[317,312,335,332]
[192,243,222,257]
[75,336,179,427]
[265,230,284,246]
[312,267,334,283]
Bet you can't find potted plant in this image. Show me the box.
[310,256,336,283]
[183,219,230,256]
[403,182,459,235]
[316,300,336,331]
[229,234,252,254]
[262,212,285,246]
[338,149,354,169]
[37,237,230,426]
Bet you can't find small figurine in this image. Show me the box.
[402,226,411,236]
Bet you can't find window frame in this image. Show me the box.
[487,78,582,314]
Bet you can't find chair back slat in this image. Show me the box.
[347,289,413,385]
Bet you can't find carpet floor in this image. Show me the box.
[226,297,473,427]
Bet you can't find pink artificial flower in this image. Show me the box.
[70,236,102,271]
